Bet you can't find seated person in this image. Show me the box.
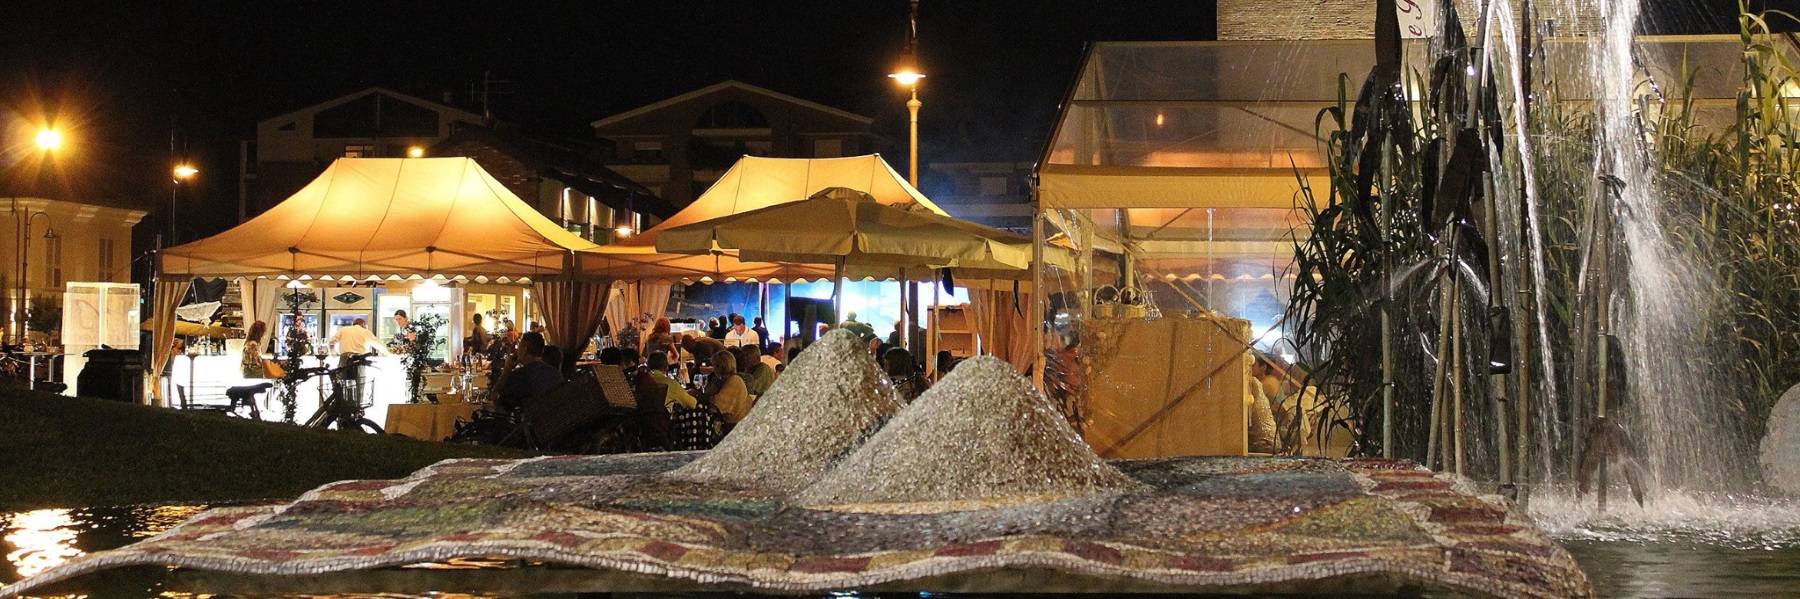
[598,346,623,366]
[882,347,929,402]
[1246,354,1280,454]
[703,350,751,426]
[740,344,777,395]
[619,347,642,377]
[639,350,697,413]
[496,333,562,411]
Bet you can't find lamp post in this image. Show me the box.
[18,211,57,344]
[14,127,63,342]
[888,0,924,354]
[171,163,197,243]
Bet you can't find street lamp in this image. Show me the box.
[171,163,197,242]
[33,128,62,151]
[406,145,425,158]
[13,126,63,343]
[17,211,56,343]
[888,0,924,353]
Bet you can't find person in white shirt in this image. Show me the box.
[724,314,760,348]
[330,318,385,356]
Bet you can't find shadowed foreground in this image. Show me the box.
[0,388,527,511]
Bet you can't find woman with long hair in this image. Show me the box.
[240,320,269,379]
[645,317,675,357]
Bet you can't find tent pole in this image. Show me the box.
[832,256,844,324]
[782,281,792,346]
[1030,206,1046,388]
[898,267,908,349]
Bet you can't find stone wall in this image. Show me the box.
[1216,0,1595,41]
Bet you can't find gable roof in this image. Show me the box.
[259,86,484,127]
[590,80,873,129]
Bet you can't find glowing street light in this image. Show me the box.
[172,163,198,180]
[887,68,924,87]
[33,128,62,151]
[406,145,425,158]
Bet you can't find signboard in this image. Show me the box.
[62,282,141,349]
[1398,0,1439,39]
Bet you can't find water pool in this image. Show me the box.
[7,499,1800,597]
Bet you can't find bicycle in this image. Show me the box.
[270,353,384,434]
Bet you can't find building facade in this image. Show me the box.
[238,87,485,219]
[922,162,1035,230]
[434,126,677,245]
[0,197,146,342]
[590,80,880,207]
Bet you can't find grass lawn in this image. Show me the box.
[0,387,530,511]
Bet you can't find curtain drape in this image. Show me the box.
[603,285,629,342]
[532,277,613,371]
[149,278,192,406]
[967,288,1034,373]
[637,282,673,320]
[243,279,283,344]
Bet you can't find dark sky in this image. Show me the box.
[0,0,1775,244]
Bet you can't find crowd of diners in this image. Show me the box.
[477,309,940,451]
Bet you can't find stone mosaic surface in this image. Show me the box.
[0,453,1589,598]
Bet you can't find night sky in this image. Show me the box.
[0,0,1772,248]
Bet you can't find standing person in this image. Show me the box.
[751,316,771,352]
[678,332,727,366]
[708,316,728,340]
[329,318,384,356]
[240,321,269,379]
[724,314,760,348]
[839,312,874,340]
[740,344,776,396]
[645,318,675,358]
[703,350,750,429]
[390,310,417,349]
[467,313,492,356]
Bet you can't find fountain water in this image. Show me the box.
[1506,0,1800,542]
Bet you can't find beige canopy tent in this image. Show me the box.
[578,154,946,282]
[153,158,613,403]
[163,157,600,278]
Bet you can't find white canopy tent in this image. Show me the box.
[153,158,613,404]
[163,157,599,279]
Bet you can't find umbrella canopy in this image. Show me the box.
[657,187,1030,269]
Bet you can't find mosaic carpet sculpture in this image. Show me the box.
[1,344,1590,598]
[672,328,902,493]
[798,356,1140,505]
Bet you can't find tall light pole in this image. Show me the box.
[888,0,924,353]
[15,127,64,342]
[19,211,56,344]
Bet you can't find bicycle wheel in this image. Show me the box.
[354,418,384,435]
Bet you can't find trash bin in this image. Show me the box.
[78,348,143,403]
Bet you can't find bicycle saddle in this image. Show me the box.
[226,382,274,399]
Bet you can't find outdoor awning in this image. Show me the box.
[583,154,952,282]
[161,157,598,279]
